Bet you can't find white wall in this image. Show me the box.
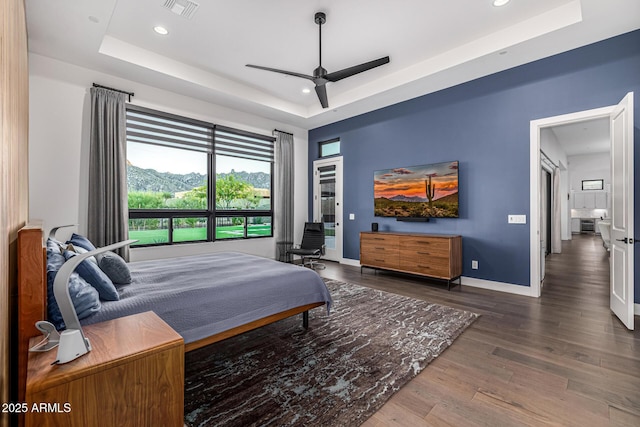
[540,128,570,240]
[567,152,611,221]
[567,152,611,191]
[29,53,309,261]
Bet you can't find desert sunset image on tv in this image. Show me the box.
[374,160,459,218]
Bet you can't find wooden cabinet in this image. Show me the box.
[25,312,184,427]
[360,232,462,289]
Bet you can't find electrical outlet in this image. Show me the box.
[349,213,355,220]
[472,260,478,270]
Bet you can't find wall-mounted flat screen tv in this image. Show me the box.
[374,160,459,218]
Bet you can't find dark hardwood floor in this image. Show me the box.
[317,234,639,426]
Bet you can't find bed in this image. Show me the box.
[16,224,332,403]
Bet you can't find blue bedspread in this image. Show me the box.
[80,252,332,344]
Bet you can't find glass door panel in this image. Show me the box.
[313,158,342,262]
[319,166,336,250]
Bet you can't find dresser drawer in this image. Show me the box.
[399,261,450,279]
[361,233,400,248]
[400,249,449,271]
[361,252,399,269]
[400,236,450,254]
[361,233,400,269]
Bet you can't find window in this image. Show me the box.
[319,138,340,157]
[582,179,603,190]
[126,105,274,246]
[214,126,274,240]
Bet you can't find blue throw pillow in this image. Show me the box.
[46,238,66,329]
[71,245,98,265]
[46,270,65,330]
[47,271,101,330]
[69,273,102,318]
[46,238,65,272]
[96,251,132,285]
[63,250,120,301]
[66,233,96,251]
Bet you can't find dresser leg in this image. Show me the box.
[302,311,309,329]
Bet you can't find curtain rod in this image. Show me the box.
[92,83,134,102]
[273,129,293,136]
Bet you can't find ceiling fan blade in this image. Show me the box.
[325,56,390,82]
[315,84,329,109]
[246,64,314,81]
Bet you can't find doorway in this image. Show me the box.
[540,167,552,257]
[312,157,343,262]
[531,106,613,296]
[529,93,635,330]
[539,167,552,282]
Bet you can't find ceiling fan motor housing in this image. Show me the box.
[313,66,328,78]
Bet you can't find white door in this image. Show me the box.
[313,157,343,262]
[610,92,634,330]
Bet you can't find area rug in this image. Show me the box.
[184,279,479,427]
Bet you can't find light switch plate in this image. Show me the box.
[349,213,355,220]
[508,214,527,224]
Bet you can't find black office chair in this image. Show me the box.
[287,222,326,270]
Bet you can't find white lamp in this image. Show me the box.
[52,238,136,364]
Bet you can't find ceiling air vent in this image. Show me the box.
[163,0,199,20]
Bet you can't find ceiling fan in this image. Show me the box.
[246,12,390,109]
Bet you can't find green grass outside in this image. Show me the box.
[129,225,271,245]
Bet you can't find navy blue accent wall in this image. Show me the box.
[309,30,640,300]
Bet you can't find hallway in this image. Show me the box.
[543,233,611,318]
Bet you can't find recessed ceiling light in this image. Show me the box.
[302,88,311,94]
[154,26,169,35]
[493,0,510,6]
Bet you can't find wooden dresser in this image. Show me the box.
[25,311,184,427]
[360,232,463,289]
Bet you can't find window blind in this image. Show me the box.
[214,125,275,162]
[126,107,212,153]
[318,165,336,184]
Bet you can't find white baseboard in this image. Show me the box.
[635,303,640,316]
[340,258,361,267]
[461,276,534,297]
[340,259,534,297]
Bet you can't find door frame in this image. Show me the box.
[529,105,614,297]
[312,156,343,262]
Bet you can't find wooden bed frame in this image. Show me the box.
[16,224,324,402]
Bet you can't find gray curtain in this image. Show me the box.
[87,87,129,260]
[551,167,562,254]
[274,130,294,262]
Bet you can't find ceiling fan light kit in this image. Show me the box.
[246,11,390,108]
